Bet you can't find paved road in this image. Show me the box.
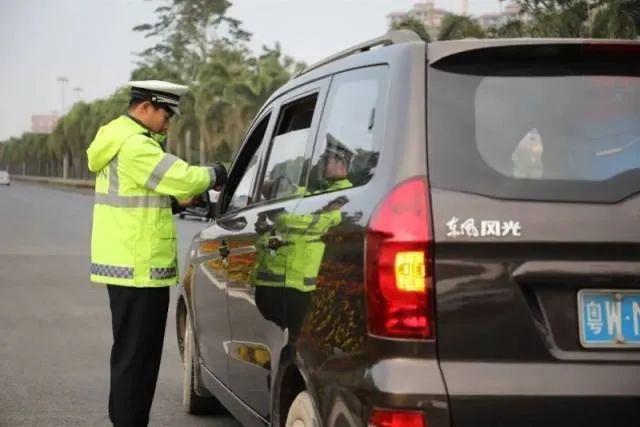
[0,182,240,427]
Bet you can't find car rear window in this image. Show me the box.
[428,44,640,203]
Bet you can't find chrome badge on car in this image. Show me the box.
[446,217,522,238]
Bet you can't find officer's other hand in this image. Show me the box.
[177,196,198,207]
[212,162,228,191]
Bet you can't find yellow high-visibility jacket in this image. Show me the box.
[252,178,353,292]
[87,115,216,287]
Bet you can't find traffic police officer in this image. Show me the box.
[86,80,227,426]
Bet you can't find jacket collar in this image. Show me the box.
[123,114,168,149]
[124,113,151,136]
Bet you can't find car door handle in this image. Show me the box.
[218,242,230,258]
[266,236,286,250]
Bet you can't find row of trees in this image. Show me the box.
[2,0,640,179]
[0,0,303,179]
[393,0,640,41]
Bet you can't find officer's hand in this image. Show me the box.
[212,162,228,191]
[177,196,198,207]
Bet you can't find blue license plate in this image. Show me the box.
[578,290,640,348]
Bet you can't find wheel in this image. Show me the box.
[182,314,226,415]
[285,391,320,427]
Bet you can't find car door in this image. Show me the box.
[223,79,330,419]
[286,66,390,361]
[191,109,274,387]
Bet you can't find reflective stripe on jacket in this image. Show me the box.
[87,115,215,287]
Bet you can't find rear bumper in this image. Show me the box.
[442,361,640,427]
[313,357,451,427]
[314,357,640,426]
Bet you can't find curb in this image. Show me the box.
[11,175,94,189]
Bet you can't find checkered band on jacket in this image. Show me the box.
[90,263,134,279]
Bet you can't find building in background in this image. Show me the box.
[31,114,59,134]
[388,1,448,40]
[389,1,528,39]
[477,3,525,30]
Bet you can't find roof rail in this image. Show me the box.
[296,30,421,78]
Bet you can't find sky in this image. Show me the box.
[0,0,504,141]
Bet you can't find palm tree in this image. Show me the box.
[391,16,432,42]
[49,121,69,178]
[191,43,247,164]
[61,103,91,178]
[488,19,530,38]
[438,14,486,41]
[591,0,640,39]
[190,42,299,164]
[527,1,591,37]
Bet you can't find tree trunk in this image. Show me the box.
[74,154,81,180]
[199,134,206,166]
[185,130,192,164]
[63,153,69,179]
[176,134,183,160]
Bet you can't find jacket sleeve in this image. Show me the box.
[118,135,216,200]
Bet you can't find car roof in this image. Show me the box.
[257,30,423,115]
[255,33,640,123]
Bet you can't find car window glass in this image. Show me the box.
[259,94,318,201]
[307,66,389,195]
[474,75,640,181]
[428,47,640,202]
[227,114,270,211]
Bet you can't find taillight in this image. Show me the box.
[582,43,640,56]
[365,176,434,339]
[369,408,426,427]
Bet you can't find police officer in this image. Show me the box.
[86,80,227,426]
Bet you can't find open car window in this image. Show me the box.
[258,94,319,202]
[225,113,271,212]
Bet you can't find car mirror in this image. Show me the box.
[202,189,219,219]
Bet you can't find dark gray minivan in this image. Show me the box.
[176,31,640,426]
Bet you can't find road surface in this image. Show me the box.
[0,181,240,426]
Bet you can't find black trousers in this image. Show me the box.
[107,285,170,427]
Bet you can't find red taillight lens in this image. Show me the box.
[582,43,640,56]
[365,176,434,339]
[369,408,426,427]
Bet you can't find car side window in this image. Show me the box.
[307,66,389,195]
[226,113,271,212]
[258,93,319,202]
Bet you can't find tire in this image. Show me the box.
[182,314,226,415]
[285,391,320,427]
